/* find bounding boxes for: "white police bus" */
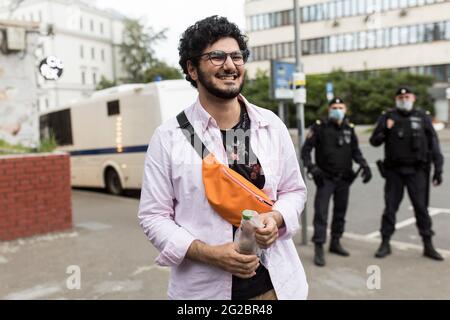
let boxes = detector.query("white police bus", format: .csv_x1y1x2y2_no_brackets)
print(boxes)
39,80,197,195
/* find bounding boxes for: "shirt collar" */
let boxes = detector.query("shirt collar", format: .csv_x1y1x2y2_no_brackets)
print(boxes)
194,94,269,133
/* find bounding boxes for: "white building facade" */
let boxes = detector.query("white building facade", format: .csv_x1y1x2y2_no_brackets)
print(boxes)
245,0,450,121
0,0,126,112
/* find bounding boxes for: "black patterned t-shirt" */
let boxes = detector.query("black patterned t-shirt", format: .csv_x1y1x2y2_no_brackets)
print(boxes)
220,101,274,300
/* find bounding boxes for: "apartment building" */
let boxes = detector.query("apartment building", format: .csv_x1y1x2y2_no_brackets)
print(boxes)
0,0,126,112
245,0,450,121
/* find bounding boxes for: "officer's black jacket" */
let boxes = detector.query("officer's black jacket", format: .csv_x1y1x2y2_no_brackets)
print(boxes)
370,108,444,173
301,118,368,175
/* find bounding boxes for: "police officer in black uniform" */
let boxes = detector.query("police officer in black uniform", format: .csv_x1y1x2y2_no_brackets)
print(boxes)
370,87,444,261
302,97,372,267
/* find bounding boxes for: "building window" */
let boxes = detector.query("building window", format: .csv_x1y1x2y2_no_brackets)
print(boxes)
409,25,418,43
336,1,343,17
317,3,324,20
302,7,309,22
330,35,337,52
391,27,400,45
343,0,352,16
93,72,97,85
400,26,409,44
445,21,450,40
80,45,84,58
434,22,445,40
417,24,425,42
81,71,86,84
390,0,399,9
357,0,366,15
344,34,353,51
100,22,104,34
101,48,105,61
367,30,376,48
80,17,83,30
91,47,95,59
90,19,94,32
424,23,434,41
432,65,446,82
376,29,384,47
358,31,367,49
249,20,450,61
366,0,374,13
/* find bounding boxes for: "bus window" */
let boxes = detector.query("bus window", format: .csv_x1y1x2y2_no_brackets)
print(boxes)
107,100,120,116
39,109,73,146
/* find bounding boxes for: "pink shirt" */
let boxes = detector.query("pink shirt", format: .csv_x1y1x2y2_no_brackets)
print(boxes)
138,95,309,300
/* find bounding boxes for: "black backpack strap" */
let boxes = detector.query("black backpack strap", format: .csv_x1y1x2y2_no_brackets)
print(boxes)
176,111,210,159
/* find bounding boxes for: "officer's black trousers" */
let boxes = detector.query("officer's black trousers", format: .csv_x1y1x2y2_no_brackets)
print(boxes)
312,177,350,244
380,168,434,239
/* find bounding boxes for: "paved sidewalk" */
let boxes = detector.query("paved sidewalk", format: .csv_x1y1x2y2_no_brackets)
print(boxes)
294,231,450,299
1,190,449,300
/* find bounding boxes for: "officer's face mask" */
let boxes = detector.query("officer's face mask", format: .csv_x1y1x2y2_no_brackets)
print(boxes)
329,109,345,122
396,100,414,112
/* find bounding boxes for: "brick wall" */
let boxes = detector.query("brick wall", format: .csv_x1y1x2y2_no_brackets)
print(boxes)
0,153,72,241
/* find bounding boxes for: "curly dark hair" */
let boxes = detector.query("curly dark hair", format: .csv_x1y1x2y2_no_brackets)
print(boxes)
178,15,248,88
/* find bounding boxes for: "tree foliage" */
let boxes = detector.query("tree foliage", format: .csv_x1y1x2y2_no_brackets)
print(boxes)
96,76,117,90
119,18,167,83
243,69,435,127
143,60,182,83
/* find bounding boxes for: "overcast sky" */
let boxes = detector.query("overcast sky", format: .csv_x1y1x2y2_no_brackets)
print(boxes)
95,0,246,68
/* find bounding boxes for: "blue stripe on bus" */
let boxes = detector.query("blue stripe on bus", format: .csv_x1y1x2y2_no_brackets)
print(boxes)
69,145,148,156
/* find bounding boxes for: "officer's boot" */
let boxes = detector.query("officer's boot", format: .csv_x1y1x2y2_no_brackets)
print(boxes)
314,244,325,267
375,237,391,258
329,237,350,256
423,237,444,261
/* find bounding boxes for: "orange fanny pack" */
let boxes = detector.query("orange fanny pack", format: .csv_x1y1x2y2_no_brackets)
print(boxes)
177,111,273,227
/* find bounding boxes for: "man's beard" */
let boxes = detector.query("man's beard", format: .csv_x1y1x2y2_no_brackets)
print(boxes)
197,68,244,100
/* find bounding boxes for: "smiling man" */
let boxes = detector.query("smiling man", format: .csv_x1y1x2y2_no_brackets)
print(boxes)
138,16,308,300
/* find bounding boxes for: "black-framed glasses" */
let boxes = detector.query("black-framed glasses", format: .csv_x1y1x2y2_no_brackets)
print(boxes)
192,49,249,66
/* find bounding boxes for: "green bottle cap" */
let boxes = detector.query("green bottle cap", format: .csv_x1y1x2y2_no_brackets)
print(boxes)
242,210,255,220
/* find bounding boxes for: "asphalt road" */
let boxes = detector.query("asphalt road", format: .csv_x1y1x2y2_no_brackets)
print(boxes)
302,141,450,251
1,140,449,300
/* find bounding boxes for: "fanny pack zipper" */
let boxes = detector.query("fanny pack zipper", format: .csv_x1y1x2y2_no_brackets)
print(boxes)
221,166,272,207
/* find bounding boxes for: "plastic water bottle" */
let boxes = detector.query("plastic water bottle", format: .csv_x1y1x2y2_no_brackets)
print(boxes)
235,210,263,255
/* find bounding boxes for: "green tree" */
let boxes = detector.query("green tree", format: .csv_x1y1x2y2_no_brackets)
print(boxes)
242,70,278,113
243,69,435,127
96,76,117,90
144,61,183,82
120,18,167,83
304,70,435,125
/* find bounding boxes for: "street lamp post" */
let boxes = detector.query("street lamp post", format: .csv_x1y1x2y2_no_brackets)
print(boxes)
293,0,308,245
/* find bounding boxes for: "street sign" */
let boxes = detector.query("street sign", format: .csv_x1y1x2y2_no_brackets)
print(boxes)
270,60,296,100
293,72,307,104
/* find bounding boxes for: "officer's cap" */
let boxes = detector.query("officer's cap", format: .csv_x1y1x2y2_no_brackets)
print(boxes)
328,97,345,106
395,86,413,96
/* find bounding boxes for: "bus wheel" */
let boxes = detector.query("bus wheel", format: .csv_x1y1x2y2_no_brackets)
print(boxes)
105,168,123,195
